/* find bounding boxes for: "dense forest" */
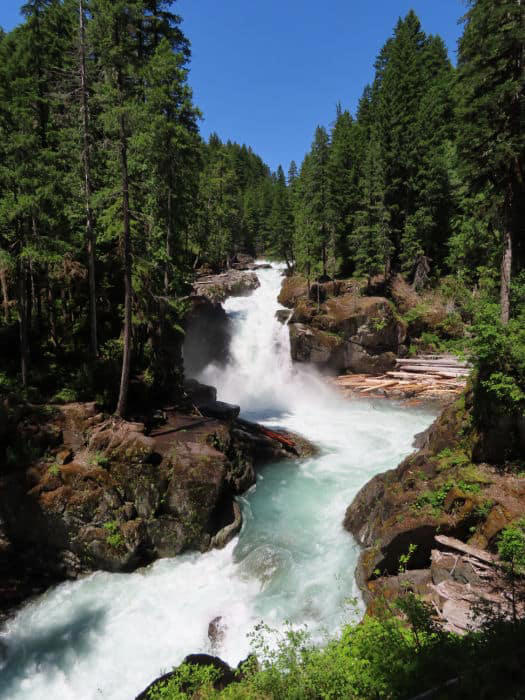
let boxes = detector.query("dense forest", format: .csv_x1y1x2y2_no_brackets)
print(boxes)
0,0,523,422
0,0,281,416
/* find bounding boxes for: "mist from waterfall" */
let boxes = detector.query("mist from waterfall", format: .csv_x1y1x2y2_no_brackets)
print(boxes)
0,264,437,700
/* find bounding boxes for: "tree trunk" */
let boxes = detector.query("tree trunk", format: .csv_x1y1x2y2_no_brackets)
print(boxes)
500,229,512,325
79,0,98,358
115,77,132,418
164,189,172,296
0,267,9,322
47,276,57,348
18,260,29,387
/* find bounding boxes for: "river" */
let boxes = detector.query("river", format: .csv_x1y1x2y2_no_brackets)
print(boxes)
0,264,437,700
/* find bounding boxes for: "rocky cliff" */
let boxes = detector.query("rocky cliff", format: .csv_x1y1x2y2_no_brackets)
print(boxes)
344,389,525,626
0,393,311,606
279,275,406,374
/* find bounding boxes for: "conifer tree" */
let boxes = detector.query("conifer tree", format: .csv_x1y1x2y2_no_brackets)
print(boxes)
457,0,525,323
351,132,392,281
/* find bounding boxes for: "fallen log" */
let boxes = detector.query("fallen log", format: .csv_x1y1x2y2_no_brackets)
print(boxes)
396,358,470,368
360,380,398,393
395,365,469,376
236,417,296,451
435,535,498,565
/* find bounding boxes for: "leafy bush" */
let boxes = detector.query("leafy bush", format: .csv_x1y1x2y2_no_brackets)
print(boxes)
414,481,454,511
143,594,525,699
148,663,220,699
51,386,78,404
471,303,525,414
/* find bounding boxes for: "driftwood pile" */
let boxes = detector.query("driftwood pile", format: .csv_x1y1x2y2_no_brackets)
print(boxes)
331,354,471,401
429,535,524,635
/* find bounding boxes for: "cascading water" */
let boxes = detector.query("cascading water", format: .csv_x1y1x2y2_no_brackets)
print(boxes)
0,264,437,700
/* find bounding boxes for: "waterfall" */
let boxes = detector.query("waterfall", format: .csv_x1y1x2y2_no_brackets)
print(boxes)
0,264,437,700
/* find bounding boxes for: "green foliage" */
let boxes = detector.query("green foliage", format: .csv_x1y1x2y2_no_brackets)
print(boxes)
48,463,60,477
498,520,525,573
147,663,220,699
103,521,123,548
435,448,470,471
145,594,525,700
471,303,525,414
89,451,109,468
414,481,453,512
51,387,78,404
398,544,417,574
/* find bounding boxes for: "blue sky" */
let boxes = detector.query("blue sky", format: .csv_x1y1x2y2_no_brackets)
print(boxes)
1,0,465,173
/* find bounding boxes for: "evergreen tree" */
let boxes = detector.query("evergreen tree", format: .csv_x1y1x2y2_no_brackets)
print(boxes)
268,165,294,267
457,0,525,323
351,131,392,280
327,108,359,275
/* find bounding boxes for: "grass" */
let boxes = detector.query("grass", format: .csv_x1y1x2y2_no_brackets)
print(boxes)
103,520,123,548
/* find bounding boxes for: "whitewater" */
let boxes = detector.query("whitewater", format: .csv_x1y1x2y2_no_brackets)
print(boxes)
0,264,437,700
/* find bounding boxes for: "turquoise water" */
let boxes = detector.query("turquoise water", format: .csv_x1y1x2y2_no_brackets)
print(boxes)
0,266,437,700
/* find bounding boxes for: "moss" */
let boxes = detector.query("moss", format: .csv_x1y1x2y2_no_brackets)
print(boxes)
460,464,493,485
434,447,470,472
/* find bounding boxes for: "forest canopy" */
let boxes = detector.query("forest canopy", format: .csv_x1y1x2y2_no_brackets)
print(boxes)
0,0,523,418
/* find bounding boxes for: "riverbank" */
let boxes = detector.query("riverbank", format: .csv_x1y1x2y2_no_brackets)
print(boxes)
0,264,438,700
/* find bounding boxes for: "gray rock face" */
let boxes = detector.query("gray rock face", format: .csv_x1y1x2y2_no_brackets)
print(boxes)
288,323,397,374
198,401,241,421
289,324,344,369
183,296,230,376
0,400,311,583
283,280,406,374
193,270,260,303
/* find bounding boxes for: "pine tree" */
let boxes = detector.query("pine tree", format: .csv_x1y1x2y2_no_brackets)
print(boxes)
90,0,144,417
327,108,360,275
351,131,392,281
457,0,525,323
268,165,294,267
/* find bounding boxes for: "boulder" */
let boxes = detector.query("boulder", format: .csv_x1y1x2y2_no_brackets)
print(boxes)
283,281,406,374
278,275,309,308
208,616,226,648
314,295,406,350
183,378,217,405
135,654,240,699
275,309,291,324
344,392,525,611
289,323,344,370
183,296,230,376
193,270,259,303
232,252,255,268
198,401,241,421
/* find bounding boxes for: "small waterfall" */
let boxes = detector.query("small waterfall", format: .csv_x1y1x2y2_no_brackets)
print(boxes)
199,263,335,423
0,263,437,700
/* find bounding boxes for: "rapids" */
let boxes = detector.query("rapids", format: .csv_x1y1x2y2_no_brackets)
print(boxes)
0,264,437,700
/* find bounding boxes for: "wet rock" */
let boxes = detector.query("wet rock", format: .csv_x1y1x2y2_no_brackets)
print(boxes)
344,391,525,615
210,500,242,549
289,323,344,370
0,396,313,593
198,400,241,421
275,309,291,324
183,295,230,376
183,378,217,405
208,616,226,648
193,270,260,304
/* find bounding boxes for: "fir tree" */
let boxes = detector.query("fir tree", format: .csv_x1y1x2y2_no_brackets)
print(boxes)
457,0,525,323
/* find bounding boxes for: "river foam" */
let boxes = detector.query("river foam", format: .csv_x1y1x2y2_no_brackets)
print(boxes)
0,264,437,700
